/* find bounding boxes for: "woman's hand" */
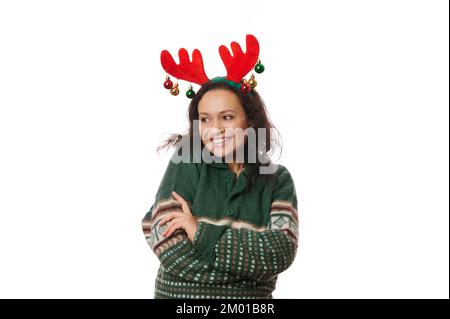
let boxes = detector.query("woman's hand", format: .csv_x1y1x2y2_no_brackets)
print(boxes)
159,191,198,242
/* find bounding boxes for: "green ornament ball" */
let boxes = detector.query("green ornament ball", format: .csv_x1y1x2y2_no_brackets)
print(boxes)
254,62,265,74
186,89,195,99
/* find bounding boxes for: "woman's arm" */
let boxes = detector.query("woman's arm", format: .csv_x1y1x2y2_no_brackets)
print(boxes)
192,165,299,282
142,147,247,284
142,194,246,284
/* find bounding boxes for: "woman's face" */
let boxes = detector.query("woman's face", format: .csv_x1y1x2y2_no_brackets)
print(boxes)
198,89,249,158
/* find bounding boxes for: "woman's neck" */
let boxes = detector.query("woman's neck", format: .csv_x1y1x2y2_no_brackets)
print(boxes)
228,162,245,176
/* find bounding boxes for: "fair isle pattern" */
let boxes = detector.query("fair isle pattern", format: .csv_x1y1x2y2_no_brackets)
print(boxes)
196,200,299,245
142,197,184,255
196,216,266,231
155,266,276,299
190,200,298,283
142,196,249,286
268,200,299,246
156,236,245,284
145,198,299,256
143,197,299,298
209,226,297,282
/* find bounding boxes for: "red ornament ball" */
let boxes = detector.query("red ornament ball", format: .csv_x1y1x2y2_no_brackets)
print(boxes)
164,79,173,89
240,82,251,93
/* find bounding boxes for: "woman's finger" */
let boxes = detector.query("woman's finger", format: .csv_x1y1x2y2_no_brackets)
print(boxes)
159,212,177,226
162,217,179,236
163,221,183,238
172,191,193,216
162,216,184,235
171,191,186,204
159,211,183,226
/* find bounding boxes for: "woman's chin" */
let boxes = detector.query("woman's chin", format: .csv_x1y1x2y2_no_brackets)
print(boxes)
208,146,233,159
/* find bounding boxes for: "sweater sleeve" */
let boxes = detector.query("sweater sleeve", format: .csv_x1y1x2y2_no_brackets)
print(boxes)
142,149,244,284
192,164,299,282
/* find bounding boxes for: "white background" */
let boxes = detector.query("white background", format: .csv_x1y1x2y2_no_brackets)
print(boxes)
0,0,448,298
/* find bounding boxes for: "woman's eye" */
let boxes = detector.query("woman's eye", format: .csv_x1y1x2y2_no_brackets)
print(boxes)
200,118,208,122
224,115,233,120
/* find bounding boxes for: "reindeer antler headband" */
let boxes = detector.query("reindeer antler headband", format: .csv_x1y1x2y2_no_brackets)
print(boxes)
160,34,265,99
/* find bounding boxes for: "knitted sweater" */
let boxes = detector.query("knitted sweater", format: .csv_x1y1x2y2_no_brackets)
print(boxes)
142,148,299,299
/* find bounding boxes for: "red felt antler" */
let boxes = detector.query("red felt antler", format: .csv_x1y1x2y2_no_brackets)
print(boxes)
160,48,210,85
219,34,260,83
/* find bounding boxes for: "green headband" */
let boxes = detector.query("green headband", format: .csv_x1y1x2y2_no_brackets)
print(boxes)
209,76,243,90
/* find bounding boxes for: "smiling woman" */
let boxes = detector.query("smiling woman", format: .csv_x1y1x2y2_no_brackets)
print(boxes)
142,78,299,299
198,89,249,165
142,35,299,299
158,79,282,194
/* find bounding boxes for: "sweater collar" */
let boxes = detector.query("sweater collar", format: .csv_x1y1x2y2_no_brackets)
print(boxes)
205,154,248,176
204,155,269,194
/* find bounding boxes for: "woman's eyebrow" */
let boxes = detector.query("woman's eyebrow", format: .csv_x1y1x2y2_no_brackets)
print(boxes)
199,109,235,115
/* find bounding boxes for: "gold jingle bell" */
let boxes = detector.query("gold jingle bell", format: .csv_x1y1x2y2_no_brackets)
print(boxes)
170,83,179,96
248,74,257,88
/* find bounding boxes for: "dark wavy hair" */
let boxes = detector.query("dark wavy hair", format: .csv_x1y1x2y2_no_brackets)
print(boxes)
157,80,282,194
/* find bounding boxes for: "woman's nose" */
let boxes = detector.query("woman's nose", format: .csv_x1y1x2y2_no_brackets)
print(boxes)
210,127,224,135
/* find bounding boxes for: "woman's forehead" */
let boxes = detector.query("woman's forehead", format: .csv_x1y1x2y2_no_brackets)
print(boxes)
198,89,243,113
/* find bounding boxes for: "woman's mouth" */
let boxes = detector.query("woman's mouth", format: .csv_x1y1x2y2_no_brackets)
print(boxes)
210,136,233,148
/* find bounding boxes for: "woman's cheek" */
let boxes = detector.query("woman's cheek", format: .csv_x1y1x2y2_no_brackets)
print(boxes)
235,131,246,147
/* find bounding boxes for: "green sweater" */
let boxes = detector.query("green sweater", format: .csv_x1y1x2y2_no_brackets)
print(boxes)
142,148,299,299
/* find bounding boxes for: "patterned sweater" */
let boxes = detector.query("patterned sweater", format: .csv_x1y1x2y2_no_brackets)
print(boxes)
142,148,299,299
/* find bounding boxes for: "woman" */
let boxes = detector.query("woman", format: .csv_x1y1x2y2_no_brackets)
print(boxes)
142,77,299,299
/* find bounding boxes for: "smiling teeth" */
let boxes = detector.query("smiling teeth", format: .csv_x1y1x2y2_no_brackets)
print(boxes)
211,136,231,146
